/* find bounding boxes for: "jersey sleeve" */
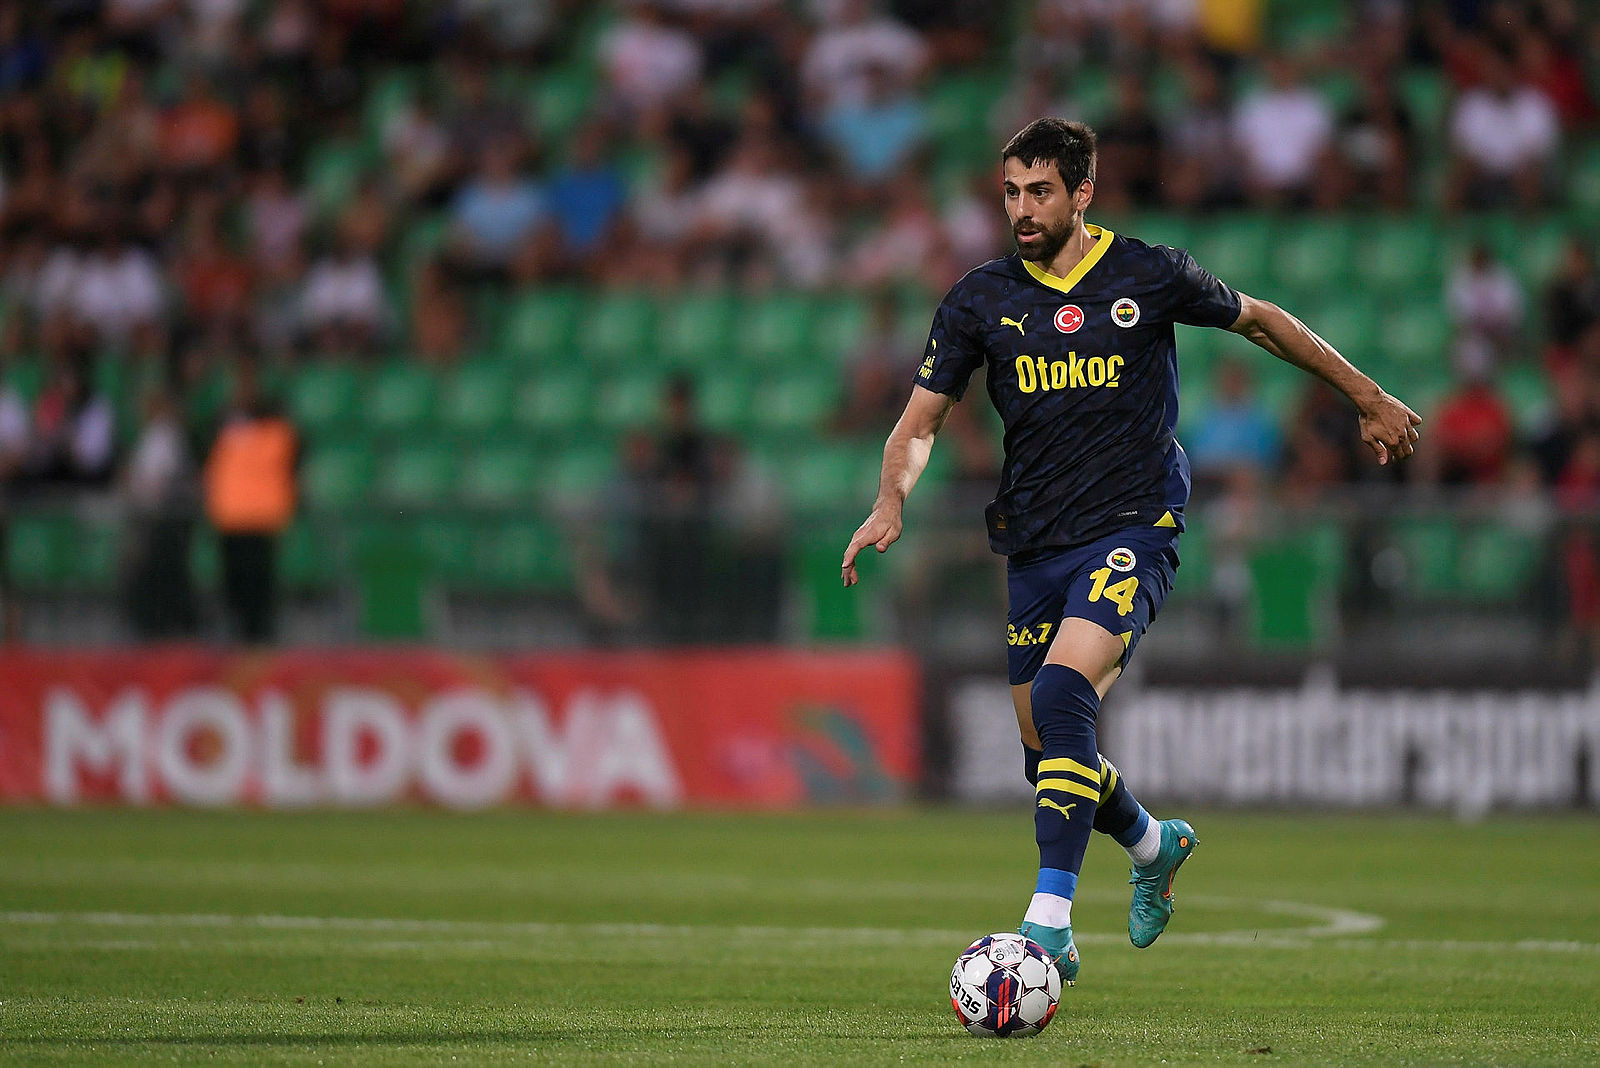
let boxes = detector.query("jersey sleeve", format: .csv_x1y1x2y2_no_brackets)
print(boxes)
1162,246,1243,328
915,290,985,399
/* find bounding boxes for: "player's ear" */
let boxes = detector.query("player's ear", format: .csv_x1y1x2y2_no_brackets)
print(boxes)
1074,179,1094,211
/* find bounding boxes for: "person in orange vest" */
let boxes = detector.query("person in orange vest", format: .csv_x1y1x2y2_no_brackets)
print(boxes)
203,366,298,643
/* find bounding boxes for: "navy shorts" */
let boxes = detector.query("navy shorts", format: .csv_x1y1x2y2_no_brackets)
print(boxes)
1006,526,1180,685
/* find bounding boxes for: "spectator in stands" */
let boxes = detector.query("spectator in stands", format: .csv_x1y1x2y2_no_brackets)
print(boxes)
237,82,302,178
203,366,298,643
1094,72,1162,210
1544,240,1600,369
1334,77,1415,209
801,0,926,118
629,144,704,286
1424,370,1515,486
446,141,553,283
410,259,468,365
381,89,455,209
599,0,704,122
121,387,199,640
74,226,166,349
1529,363,1600,485
1281,382,1363,500
0,354,26,641
834,291,911,435
1161,59,1238,210
443,56,529,164
695,133,829,287
817,61,927,183
244,167,308,276
1446,242,1524,372
840,183,946,290
173,219,254,339
1233,56,1335,208
26,356,115,489
546,124,630,272
301,217,390,354
158,71,239,179
1187,358,1281,493
1446,47,1560,210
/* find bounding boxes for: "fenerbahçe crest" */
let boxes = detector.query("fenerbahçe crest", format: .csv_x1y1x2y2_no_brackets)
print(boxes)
1111,297,1140,327
1107,547,1136,572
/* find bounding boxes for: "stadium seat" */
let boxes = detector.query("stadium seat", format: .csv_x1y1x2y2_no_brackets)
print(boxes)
281,518,336,590
748,370,839,432
376,442,457,507
475,515,573,591
530,65,596,141
365,362,438,436
512,371,591,436
1302,294,1380,363
785,445,878,514
1567,141,1600,219
437,361,516,435
545,447,615,507
1389,515,1459,596
590,369,663,431
812,296,870,365
501,288,582,365
5,511,72,590
1190,217,1275,295
579,291,658,364
1381,302,1452,367
697,371,753,433
1455,525,1542,601
1364,218,1443,294
660,290,737,367
303,137,372,219
737,294,815,366
1276,218,1355,293
458,444,540,508
413,515,477,584
288,363,363,440
1500,363,1550,428
301,440,376,512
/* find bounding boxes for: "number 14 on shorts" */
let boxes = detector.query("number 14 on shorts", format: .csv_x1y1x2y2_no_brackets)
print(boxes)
1088,568,1139,616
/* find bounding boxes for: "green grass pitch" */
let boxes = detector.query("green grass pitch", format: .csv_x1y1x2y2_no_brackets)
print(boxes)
1,807,1597,1064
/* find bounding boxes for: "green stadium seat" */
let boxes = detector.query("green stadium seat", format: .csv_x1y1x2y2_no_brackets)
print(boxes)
579,291,658,364
1567,141,1600,218
591,370,663,432
749,371,839,432
1389,515,1459,596
512,372,591,436
1276,218,1355,292
530,66,596,140
301,440,376,512
303,138,372,219
5,512,72,589
288,363,363,440
545,447,615,507
1365,218,1443,294
3,355,45,405
1398,68,1450,141
1190,217,1275,295
785,445,877,514
927,74,996,147
660,290,737,367
365,363,438,436
437,362,517,435
698,371,753,433
501,289,581,365
812,296,870,365
413,515,476,584
1381,303,1452,367
737,294,815,366
475,516,573,592
458,444,540,507
1122,214,1193,252
376,442,457,507
1302,294,1380,362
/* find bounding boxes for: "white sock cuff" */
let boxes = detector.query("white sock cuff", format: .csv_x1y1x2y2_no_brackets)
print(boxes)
1023,892,1073,929
1127,817,1163,867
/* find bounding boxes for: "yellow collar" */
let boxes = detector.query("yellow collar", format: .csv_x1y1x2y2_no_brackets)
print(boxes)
1021,224,1115,295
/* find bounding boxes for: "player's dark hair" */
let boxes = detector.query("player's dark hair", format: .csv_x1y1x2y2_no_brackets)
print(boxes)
1002,118,1097,191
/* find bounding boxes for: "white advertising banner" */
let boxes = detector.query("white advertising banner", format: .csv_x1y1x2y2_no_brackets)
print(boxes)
950,673,1600,810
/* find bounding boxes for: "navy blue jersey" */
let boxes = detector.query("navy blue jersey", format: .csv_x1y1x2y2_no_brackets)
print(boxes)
915,225,1241,556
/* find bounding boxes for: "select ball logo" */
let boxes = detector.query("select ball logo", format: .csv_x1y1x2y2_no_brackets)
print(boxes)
1111,297,1140,327
1107,547,1136,572
1054,305,1084,333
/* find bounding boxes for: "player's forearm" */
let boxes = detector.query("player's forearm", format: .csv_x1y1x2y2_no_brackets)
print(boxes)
1236,300,1384,410
875,426,935,507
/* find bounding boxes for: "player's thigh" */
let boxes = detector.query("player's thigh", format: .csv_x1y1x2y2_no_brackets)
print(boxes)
1050,530,1179,695
1011,684,1039,748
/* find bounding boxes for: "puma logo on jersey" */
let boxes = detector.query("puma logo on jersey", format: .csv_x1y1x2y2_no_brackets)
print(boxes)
1000,314,1030,334
1037,798,1077,817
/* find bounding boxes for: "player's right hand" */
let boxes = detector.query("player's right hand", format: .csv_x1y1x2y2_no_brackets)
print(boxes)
842,504,903,587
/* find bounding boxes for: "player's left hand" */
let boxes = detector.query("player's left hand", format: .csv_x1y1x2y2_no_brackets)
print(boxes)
1358,391,1422,465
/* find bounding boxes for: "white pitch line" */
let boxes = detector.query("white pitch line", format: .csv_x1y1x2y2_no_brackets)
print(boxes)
3,905,1592,955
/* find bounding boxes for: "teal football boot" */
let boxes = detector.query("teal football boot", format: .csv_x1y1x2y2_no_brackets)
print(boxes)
1128,818,1198,949
1017,921,1079,986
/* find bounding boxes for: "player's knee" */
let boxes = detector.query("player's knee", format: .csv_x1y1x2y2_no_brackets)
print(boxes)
1029,664,1099,748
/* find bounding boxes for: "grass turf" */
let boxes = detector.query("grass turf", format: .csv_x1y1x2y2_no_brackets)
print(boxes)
0,808,1597,1064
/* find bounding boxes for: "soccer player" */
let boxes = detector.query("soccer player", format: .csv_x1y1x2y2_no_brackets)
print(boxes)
841,118,1421,984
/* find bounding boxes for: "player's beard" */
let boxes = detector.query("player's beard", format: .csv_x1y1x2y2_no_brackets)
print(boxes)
1013,215,1073,263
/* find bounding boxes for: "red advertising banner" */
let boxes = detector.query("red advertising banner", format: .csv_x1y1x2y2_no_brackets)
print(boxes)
0,649,919,809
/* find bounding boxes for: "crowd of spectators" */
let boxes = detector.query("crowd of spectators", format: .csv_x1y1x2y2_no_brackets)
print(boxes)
2,1,1600,641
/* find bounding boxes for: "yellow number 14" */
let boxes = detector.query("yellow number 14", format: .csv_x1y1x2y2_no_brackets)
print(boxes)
1087,568,1139,616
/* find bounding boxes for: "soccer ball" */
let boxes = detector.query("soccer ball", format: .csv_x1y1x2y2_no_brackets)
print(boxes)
948,932,1062,1037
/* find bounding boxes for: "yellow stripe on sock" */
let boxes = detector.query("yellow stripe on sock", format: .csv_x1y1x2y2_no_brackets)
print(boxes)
1035,778,1101,801
1099,760,1118,801
1038,757,1101,784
